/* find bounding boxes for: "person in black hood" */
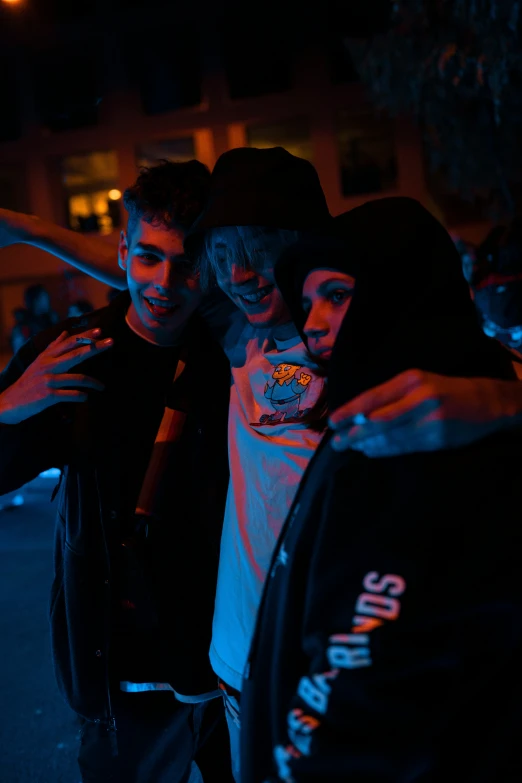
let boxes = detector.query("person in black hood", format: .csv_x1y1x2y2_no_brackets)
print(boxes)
241,197,522,783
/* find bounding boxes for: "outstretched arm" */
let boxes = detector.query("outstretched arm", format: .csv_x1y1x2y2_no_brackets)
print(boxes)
0,208,127,289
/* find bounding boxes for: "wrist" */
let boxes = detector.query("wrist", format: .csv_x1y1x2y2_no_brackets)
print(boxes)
17,213,45,245
0,400,21,425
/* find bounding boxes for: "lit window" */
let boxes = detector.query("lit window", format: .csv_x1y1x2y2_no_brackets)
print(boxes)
136,138,196,169
246,119,312,162
336,110,397,197
61,152,120,235
126,24,201,114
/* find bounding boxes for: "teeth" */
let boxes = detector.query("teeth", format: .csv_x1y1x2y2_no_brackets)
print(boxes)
146,298,175,308
241,287,271,304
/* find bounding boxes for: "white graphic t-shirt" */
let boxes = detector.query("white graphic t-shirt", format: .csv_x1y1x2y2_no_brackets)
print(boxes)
210,309,327,690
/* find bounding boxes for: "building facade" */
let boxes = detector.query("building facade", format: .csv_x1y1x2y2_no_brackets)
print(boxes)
0,2,490,360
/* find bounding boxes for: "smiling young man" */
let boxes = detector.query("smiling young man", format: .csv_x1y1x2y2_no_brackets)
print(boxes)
0,161,231,783
181,147,334,780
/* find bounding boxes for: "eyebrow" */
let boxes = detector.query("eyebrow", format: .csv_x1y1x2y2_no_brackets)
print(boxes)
317,278,355,294
135,242,187,261
135,242,165,256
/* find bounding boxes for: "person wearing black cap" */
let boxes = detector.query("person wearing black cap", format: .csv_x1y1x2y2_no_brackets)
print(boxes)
183,146,335,779
241,197,522,782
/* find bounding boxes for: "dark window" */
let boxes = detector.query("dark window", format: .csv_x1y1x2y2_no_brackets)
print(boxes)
126,24,201,114
221,10,293,99
32,45,102,132
136,138,196,169
30,0,94,23
336,109,397,197
325,0,395,38
246,118,312,162
325,34,360,84
61,152,120,234
0,54,22,142
424,164,491,226
322,1,393,83
112,0,171,8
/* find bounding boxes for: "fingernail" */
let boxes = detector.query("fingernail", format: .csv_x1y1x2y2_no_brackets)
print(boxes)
99,338,113,347
331,435,343,451
92,328,101,336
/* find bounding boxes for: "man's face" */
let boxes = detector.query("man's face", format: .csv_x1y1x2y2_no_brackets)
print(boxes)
210,227,292,329
119,219,202,346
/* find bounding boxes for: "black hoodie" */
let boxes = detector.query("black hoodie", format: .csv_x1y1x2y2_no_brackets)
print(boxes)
241,198,522,782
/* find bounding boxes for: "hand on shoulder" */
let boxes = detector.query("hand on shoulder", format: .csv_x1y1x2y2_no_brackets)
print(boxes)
328,369,522,457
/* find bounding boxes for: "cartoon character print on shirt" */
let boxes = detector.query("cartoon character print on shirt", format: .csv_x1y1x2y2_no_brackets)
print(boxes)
260,363,313,425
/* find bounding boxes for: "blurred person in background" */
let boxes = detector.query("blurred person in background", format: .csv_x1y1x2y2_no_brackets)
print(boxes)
469,219,522,352
453,235,477,285
67,298,95,319
4,306,32,508
107,287,122,304
9,306,31,354
24,283,59,337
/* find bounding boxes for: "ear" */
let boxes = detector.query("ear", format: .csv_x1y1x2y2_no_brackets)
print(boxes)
118,230,129,272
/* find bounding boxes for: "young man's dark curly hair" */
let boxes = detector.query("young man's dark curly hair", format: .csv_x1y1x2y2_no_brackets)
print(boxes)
123,159,210,238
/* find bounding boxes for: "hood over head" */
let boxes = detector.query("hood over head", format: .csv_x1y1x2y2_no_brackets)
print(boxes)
276,197,514,411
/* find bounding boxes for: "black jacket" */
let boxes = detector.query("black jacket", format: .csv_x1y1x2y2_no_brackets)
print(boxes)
241,198,522,782
0,293,230,724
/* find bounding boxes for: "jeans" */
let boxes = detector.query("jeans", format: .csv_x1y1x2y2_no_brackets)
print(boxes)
222,689,241,783
78,690,233,783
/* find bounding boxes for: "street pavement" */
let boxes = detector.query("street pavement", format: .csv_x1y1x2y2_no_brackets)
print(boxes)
0,474,80,783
